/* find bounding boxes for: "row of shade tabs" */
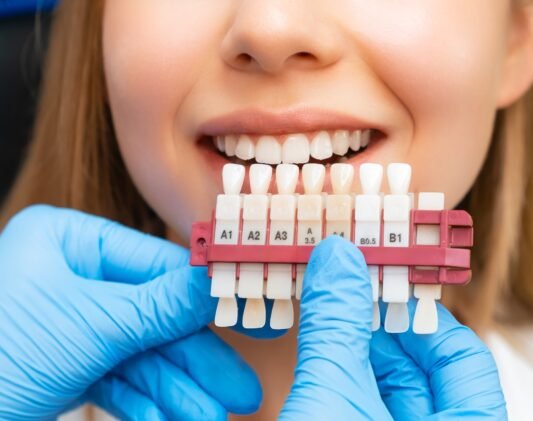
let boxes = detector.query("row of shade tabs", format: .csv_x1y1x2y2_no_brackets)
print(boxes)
211,161,445,334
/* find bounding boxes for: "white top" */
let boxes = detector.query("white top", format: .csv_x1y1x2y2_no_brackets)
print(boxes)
486,328,533,420
59,329,533,420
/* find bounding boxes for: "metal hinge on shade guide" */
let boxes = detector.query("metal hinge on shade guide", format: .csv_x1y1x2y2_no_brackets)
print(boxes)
190,162,473,334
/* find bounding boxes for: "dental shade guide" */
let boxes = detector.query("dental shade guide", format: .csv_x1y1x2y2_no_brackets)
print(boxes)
355,163,383,331
267,164,298,329
191,163,474,333
297,163,326,305
413,192,445,334
383,163,412,333
211,164,244,327
239,164,271,328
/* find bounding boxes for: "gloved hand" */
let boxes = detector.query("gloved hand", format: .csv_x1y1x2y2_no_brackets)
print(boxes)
0,205,261,420
281,236,507,420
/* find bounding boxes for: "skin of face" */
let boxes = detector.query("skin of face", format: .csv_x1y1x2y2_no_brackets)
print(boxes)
103,1,525,245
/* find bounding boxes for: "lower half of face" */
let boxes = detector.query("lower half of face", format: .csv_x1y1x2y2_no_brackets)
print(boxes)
103,0,512,243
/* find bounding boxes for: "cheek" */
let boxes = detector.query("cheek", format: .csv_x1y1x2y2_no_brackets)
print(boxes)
102,1,224,239
347,1,509,205
103,2,221,131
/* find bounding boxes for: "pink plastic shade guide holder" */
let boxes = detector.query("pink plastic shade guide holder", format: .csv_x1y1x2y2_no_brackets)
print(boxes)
190,209,473,285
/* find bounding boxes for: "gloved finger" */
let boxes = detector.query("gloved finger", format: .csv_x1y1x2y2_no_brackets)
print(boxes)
157,328,262,414
298,236,373,363
86,374,166,421
38,205,189,283
390,301,506,416
370,328,434,418
113,350,226,421
80,264,216,356
282,236,390,419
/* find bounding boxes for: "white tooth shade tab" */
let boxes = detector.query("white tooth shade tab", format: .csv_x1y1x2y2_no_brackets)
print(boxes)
360,163,384,195
355,164,383,331
222,164,245,195
270,299,294,330
330,163,354,194
243,299,267,329
384,303,410,333
249,164,272,194
255,136,282,165
239,163,270,329
212,164,244,327
275,164,299,194
235,135,255,160
332,130,350,156
268,163,298,328
418,192,445,212
413,192,445,334
283,134,310,164
326,164,353,238
382,162,412,334
214,297,238,327
297,164,325,305
211,262,238,297
225,135,237,157
302,164,325,194
310,131,333,160
387,163,412,195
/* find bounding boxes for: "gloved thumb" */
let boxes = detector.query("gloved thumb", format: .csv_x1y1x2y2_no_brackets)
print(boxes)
282,236,388,419
299,235,373,369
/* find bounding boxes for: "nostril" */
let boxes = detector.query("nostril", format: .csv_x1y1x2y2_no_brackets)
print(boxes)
295,52,314,59
235,53,253,67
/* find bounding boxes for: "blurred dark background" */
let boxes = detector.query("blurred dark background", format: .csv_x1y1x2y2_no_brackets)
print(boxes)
0,1,56,201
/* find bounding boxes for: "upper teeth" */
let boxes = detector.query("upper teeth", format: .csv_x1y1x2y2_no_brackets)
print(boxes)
213,130,371,164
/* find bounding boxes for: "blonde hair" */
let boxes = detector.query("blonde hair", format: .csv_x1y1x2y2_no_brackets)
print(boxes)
1,1,532,332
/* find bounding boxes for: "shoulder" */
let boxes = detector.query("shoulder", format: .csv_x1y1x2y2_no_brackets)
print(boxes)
486,327,533,421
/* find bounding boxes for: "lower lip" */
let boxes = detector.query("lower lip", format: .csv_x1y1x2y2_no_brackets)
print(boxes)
197,135,385,194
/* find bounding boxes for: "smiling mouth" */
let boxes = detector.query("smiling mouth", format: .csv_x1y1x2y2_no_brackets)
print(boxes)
200,129,384,166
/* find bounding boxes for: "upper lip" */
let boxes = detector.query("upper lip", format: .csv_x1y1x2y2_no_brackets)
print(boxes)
197,107,384,138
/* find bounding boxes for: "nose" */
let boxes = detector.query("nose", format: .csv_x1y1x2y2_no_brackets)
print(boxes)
221,0,344,74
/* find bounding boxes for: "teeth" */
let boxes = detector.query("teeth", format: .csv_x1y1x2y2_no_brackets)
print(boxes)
255,136,282,165
350,130,362,151
276,164,299,194
225,135,237,157
332,130,350,156
330,163,354,194
360,163,384,195
249,164,272,194
361,130,371,148
217,129,375,164
310,131,333,160
283,134,310,164
235,135,255,160
387,163,412,194
302,163,325,194
222,163,245,195
215,136,225,153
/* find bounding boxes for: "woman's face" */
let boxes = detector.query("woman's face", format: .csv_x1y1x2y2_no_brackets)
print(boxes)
103,1,519,242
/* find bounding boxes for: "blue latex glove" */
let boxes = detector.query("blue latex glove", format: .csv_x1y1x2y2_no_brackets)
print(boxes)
281,236,507,420
0,206,261,420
